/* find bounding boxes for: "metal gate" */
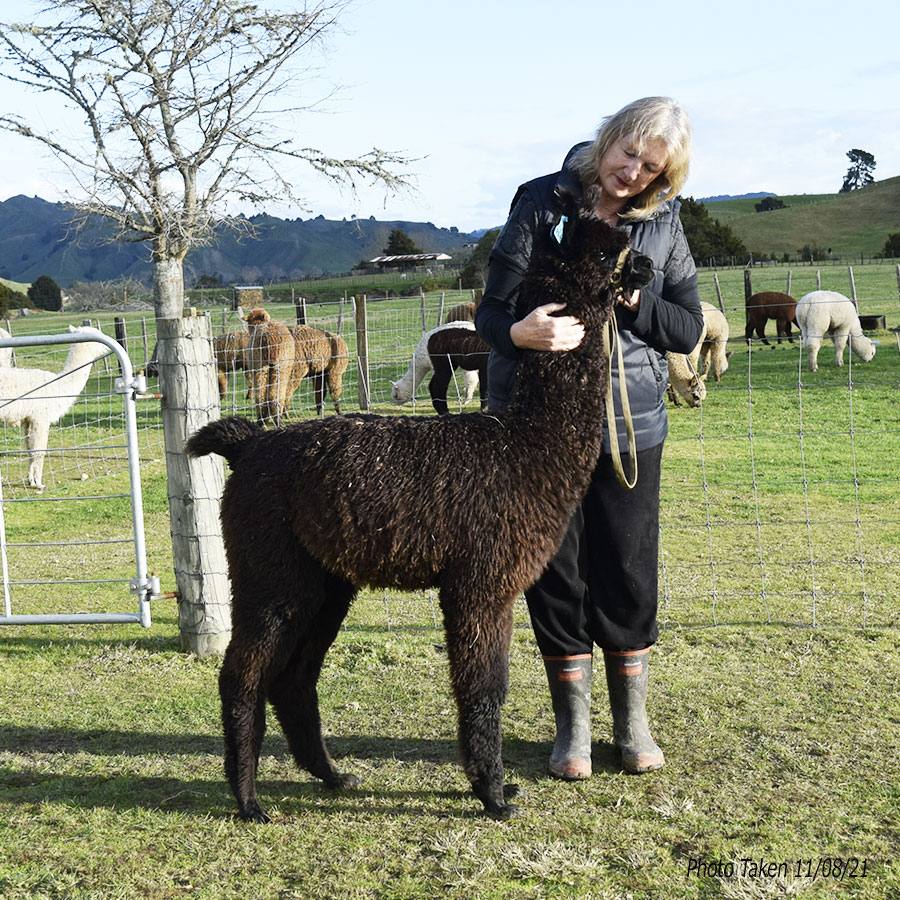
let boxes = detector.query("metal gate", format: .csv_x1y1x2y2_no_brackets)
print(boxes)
0,328,156,627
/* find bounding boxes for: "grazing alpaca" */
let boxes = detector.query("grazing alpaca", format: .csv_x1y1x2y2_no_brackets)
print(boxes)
391,321,480,408
288,325,349,415
698,301,730,382
795,290,877,372
444,301,476,323
0,326,108,489
213,330,249,397
245,309,295,426
745,291,797,345
185,193,653,822
427,325,490,414
666,324,706,408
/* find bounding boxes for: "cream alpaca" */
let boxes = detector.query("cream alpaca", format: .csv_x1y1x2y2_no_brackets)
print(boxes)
0,326,108,489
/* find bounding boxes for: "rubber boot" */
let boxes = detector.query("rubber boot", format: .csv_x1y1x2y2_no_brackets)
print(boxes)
543,655,592,780
603,648,664,773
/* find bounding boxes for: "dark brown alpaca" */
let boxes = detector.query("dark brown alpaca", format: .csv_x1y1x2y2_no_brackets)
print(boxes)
427,326,490,414
185,194,653,822
745,291,797,344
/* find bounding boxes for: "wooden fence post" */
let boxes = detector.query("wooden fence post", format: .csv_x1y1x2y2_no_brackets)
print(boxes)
437,291,445,325
848,266,858,310
355,295,370,410
295,296,307,325
156,312,231,657
816,269,821,290
786,270,792,296
420,289,427,332
713,273,724,313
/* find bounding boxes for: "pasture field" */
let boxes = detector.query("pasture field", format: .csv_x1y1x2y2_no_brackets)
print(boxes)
0,269,899,898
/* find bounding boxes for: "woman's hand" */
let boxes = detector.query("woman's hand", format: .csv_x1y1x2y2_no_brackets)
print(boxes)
618,288,641,311
510,302,585,351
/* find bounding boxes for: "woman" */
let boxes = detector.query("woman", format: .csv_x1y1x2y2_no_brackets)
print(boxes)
474,97,703,780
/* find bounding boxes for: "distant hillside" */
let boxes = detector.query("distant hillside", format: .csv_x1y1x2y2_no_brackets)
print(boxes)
0,196,477,287
696,177,900,260
699,192,775,203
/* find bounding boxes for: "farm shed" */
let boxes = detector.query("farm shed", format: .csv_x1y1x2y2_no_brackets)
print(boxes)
368,252,452,268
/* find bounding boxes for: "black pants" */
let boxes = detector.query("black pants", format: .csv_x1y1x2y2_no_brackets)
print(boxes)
525,442,663,656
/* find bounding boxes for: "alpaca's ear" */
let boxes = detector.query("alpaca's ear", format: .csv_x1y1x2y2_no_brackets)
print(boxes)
68,325,77,333
390,380,398,388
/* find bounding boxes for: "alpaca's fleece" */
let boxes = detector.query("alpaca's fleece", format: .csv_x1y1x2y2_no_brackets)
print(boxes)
666,321,707,407
444,301,476,323
213,330,249,397
185,192,653,823
796,290,876,372
0,326,108,489
287,324,348,415
745,291,797,344
245,308,296,425
0,327,12,368
699,302,730,382
391,321,479,404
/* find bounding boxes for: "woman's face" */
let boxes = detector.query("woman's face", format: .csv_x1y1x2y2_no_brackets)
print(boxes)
597,136,669,206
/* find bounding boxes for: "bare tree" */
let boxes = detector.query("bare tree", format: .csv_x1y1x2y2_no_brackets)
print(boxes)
0,0,411,318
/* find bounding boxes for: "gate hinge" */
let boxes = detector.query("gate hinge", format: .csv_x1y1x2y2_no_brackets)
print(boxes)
130,573,161,597
115,372,147,395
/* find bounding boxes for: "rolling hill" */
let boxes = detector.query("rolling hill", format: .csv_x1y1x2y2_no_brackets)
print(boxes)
0,196,477,288
698,176,900,260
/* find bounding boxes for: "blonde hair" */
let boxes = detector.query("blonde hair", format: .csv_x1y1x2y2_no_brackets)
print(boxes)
571,97,692,220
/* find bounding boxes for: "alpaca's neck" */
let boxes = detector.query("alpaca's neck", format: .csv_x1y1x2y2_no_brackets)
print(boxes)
57,342,101,392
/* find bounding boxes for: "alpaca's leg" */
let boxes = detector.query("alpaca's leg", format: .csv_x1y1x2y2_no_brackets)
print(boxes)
440,589,518,820
326,368,343,414
477,362,489,411
313,370,326,416
219,631,280,823
833,332,848,366
269,573,358,789
428,358,453,415
24,418,50,489
805,336,821,372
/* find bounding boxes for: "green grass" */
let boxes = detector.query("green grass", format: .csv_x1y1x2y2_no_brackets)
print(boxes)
1,617,898,898
0,288,899,897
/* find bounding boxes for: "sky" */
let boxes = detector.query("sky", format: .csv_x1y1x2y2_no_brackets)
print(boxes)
1,0,899,234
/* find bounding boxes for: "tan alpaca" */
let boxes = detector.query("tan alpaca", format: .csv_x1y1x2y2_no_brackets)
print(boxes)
287,325,349,416
245,309,295,426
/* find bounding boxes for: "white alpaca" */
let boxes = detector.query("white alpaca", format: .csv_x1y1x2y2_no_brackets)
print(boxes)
0,325,109,489
391,321,479,404
796,290,877,372
0,327,13,367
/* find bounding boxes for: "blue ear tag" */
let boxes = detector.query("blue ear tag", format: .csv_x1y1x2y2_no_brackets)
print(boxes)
552,215,567,244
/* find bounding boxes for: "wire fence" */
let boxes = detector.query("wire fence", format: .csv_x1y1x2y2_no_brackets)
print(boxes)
0,264,897,631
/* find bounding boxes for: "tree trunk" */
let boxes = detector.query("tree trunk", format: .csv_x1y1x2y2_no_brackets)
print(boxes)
156,312,231,656
153,256,186,319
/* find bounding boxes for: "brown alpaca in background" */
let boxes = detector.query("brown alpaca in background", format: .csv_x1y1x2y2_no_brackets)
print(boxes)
245,309,295,426
213,330,249,397
444,301,476,323
745,291,797,344
185,193,653,823
288,325,349,415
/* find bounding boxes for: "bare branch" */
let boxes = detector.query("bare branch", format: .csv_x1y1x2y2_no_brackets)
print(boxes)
0,0,414,302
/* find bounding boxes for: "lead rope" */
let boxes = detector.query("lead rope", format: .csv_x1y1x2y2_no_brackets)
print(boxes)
603,307,638,489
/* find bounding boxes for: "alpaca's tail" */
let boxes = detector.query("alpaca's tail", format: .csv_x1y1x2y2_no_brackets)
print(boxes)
184,416,263,466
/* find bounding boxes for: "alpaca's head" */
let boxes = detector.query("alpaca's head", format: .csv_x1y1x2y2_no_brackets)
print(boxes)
67,325,110,363
391,379,412,403
245,308,270,327
850,333,877,363
544,188,654,319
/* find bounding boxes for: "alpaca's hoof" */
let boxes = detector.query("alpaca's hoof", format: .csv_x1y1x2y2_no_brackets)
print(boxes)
326,771,361,790
237,802,271,824
486,801,520,821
